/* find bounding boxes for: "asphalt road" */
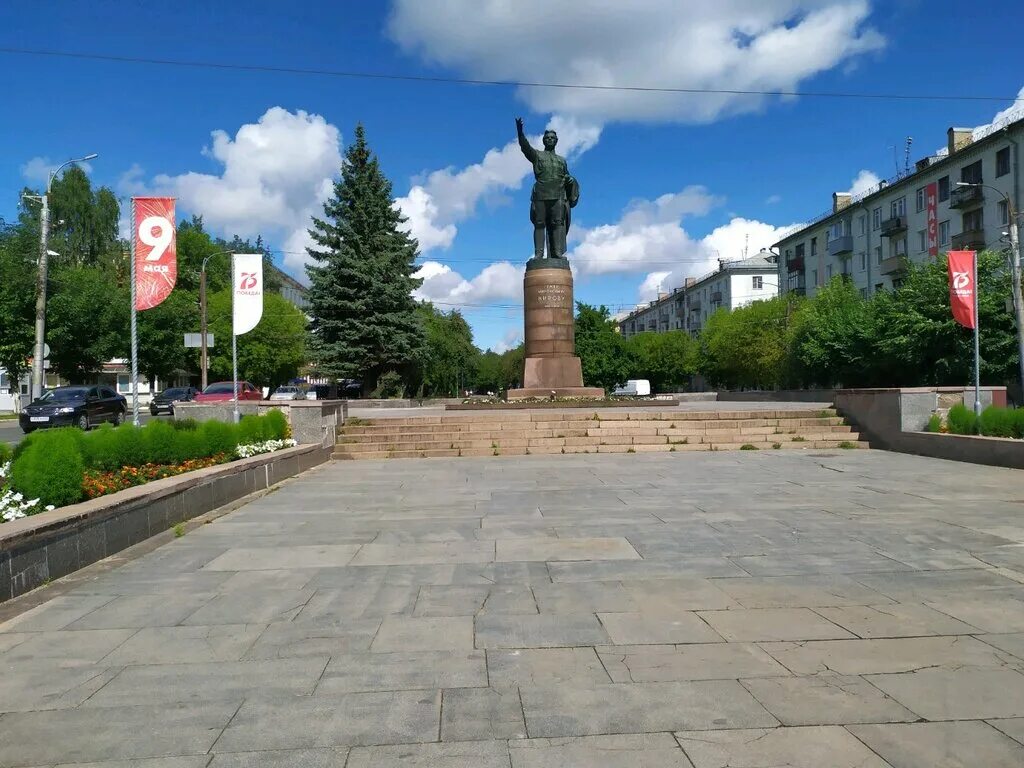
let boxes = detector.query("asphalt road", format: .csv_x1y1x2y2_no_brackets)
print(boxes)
1,412,167,448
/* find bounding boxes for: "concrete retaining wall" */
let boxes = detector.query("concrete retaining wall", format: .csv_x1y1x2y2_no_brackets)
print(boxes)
892,431,1024,469
0,444,331,602
175,400,347,446
717,389,838,403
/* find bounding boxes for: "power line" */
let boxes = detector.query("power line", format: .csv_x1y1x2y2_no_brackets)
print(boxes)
2,46,1021,103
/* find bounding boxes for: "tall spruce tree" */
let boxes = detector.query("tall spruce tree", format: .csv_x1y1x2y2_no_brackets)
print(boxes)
305,124,425,394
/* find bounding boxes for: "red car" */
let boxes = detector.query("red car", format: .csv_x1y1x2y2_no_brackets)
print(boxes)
194,381,264,402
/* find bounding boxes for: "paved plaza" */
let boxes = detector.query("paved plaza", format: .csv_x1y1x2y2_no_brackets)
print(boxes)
3,448,1024,766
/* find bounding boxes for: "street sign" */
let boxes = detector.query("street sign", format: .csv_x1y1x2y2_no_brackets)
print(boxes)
184,333,214,348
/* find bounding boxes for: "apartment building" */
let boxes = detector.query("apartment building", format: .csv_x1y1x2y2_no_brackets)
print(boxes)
619,252,779,338
776,110,1023,298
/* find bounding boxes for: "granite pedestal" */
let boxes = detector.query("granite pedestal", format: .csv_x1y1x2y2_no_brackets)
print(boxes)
508,257,604,400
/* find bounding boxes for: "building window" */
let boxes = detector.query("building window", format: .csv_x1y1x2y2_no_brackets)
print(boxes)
117,374,131,394
872,207,882,230
939,220,950,246
996,147,1011,178
961,160,983,185
826,265,832,280
752,276,763,290
963,208,984,232
938,176,950,202
998,200,1010,226
892,237,907,257
917,229,927,253
916,187,926,212
810,237,818,257
890,197,906,218
875,245,883,264
858,215,866,235
811,269,818,286
859,252,866,271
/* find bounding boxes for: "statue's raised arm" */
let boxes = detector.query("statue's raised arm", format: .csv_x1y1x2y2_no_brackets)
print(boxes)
515,117,538,162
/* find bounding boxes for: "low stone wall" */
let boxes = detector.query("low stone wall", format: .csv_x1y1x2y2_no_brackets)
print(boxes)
716,389,837,403
174,400,347,445
894,431,1024,470
0,444,331,602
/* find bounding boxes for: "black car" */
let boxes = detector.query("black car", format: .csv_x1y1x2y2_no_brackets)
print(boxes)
20,386,127,433
150,386,199,415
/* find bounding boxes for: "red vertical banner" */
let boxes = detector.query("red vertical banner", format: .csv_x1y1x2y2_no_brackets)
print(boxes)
132,197,177,310
948,250,977,329
926,181,938,257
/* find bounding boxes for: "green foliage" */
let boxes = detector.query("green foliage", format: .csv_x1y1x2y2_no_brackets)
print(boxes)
264,409,289,440
789,279,874,387
838,441,858,449
698,296,795,390
0,214,38,385
978,405,1016,438
371,370,405,398
575,303,630,392
740,444,759,450
172,419,199,432
947,403,978,435
417,304,478,397
926,414,942,433
206,290,307,390
173,523,186,538
306,124,426,394
0,442,11,465
475,345,525,394
625,331,696,393
237,415,269,444
199,419,237,455
10,430,85,508
84,424,147,471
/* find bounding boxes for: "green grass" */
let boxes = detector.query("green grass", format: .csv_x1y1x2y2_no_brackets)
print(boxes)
838,441,857,449
772,442,781,449
173,523,186,537
626,447,636,453
791,436,807,442
0,413,18,420
926,414,942,433
740,444,759,450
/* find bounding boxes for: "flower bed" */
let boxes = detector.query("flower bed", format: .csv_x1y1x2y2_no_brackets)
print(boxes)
3,410,294,518
927,403,1024,438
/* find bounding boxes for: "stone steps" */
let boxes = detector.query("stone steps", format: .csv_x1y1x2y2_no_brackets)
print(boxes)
333,407,868,460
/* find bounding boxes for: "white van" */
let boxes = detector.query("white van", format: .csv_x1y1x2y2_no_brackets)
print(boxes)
613,379,651,397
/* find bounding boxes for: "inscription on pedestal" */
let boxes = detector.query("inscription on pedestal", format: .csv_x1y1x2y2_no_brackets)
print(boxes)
533,285,570,309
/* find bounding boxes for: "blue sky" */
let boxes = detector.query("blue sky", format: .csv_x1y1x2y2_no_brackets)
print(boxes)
2,1,1022,350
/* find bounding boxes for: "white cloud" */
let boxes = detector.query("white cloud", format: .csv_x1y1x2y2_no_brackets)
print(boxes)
396,115,601,254
123,107,342,276
413,260,524,307
569,186,721,276
848,169,880,197
765,194,782,205
491,327,523,354
21,156,93,185
389,0,884,124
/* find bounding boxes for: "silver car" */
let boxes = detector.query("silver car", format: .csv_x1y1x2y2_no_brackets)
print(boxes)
269,386,305,401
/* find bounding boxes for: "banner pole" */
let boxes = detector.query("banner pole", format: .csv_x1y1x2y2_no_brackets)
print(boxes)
973,251,981,416
129,199,140,427
231,254,240,424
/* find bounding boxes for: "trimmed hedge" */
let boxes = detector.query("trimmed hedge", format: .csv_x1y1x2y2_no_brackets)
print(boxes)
946,403,1024,439
0,442,11,465
947,403,978,435
8,411,290,508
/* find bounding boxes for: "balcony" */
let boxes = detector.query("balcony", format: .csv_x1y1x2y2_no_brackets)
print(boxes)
787,274,806,295
827,234,854,257
880,216,907,237
710,290,722,303
688,298,701,312
787,255,805,273
951,229,986,251
950,185,984,210
879,256,908,276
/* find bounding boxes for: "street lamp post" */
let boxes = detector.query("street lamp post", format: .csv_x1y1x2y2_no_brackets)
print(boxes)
199,251,232,390
28,154,99,400
956,182,1024,400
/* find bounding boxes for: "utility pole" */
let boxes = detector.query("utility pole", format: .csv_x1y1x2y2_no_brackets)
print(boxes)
27,154,99,400
199,266,209,390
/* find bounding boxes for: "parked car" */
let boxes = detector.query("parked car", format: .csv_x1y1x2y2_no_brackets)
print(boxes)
150,386,200,415
19,385,127,433
194,381,263,403
269,385,306,401
613,379,652,397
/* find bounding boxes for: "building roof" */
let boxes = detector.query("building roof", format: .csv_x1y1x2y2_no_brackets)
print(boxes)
774,108,1024,247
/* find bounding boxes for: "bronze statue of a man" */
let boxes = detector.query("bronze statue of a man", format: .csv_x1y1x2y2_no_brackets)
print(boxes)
516,117,580,260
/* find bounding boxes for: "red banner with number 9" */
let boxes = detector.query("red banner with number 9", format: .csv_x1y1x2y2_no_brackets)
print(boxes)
133,197,177,310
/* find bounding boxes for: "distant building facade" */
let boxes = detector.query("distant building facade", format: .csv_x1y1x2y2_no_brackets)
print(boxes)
775,110,1024,298
619,252,779,339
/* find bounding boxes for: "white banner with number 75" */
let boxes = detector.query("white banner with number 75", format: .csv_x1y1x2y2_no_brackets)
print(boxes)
132,197,177,311
232,253,264,335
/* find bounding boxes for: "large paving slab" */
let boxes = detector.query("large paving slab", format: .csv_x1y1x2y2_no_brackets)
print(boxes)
5,447,1024,765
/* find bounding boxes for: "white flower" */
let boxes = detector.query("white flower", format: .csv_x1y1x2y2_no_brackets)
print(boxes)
233,438,298,459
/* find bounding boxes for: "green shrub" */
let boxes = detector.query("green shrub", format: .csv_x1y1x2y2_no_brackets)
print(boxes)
170,418,199,432
83,423,147,471
0,442,11,465
979,405,1016,438
1012,408,1024,439
199,419,237,456
172,428,208,462
947,403,978,435
141,420,179,465
371,370,404,399
926,414,942,433
237,415,267,444
10,429,84,507
264,409,289,440
740,444,759,450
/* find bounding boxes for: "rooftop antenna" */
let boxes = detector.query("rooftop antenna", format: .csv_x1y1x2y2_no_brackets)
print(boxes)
904,136,913,176
743,233,749,259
